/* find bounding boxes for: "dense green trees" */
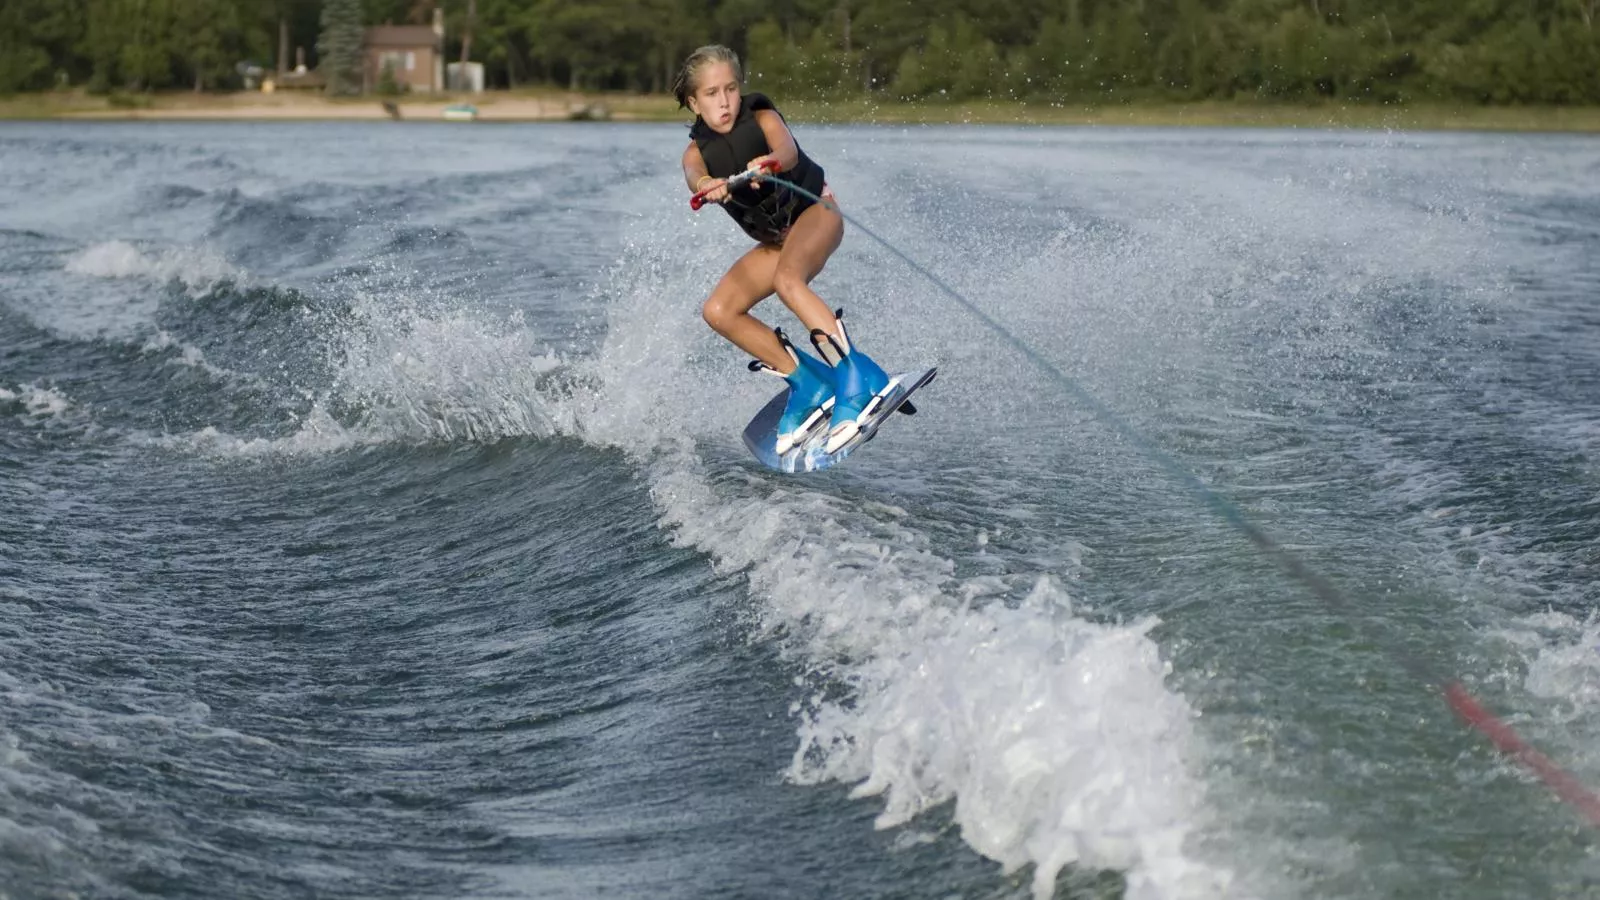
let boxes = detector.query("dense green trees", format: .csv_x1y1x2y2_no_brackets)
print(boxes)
2,0,1596,104
2,0,288,93
319,0,365,94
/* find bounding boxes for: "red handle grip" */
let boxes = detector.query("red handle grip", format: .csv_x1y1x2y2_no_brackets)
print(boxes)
689,159,780,210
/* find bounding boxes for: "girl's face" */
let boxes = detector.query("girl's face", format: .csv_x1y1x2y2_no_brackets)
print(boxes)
687,61,741,134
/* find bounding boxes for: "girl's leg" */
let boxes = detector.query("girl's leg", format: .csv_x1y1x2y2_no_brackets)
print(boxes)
770,198,845,335
701,243,791,370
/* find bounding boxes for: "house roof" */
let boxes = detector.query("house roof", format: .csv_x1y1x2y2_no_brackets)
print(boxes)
366,25,438,49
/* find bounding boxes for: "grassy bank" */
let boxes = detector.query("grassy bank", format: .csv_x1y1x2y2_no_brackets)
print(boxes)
780,97,1600,132
4,89,1600,132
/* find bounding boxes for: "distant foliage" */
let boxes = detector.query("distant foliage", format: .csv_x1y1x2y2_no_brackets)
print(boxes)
71,0,259,94
318,0,365,96
5,0,1598,103
376,59,402,96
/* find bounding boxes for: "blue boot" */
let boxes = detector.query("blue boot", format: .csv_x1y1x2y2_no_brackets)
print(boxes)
752,328,836,455
809,310,895,453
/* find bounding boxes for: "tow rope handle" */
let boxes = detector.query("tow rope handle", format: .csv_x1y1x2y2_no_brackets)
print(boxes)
689,159,781,210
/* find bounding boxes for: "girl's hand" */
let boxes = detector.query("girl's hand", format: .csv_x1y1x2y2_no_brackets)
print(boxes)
745,156,778,186
695,174,729,204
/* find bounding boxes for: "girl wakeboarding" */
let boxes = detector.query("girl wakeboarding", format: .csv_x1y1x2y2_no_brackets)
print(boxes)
675,44,894,455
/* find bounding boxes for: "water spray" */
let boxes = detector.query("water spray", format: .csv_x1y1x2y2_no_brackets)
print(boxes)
690,168,1600,828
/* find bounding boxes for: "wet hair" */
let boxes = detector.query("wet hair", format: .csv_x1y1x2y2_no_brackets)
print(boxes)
672,45,742,110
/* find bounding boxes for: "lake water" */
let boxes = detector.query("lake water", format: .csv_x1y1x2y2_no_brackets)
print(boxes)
1,119,1597,899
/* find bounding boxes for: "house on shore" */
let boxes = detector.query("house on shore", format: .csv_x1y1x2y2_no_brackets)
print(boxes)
365,20,443,93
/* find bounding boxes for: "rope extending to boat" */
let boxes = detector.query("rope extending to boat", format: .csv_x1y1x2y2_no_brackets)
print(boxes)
691,168,1600,828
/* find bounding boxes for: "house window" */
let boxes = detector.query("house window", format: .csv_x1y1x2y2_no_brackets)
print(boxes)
405,51,416,72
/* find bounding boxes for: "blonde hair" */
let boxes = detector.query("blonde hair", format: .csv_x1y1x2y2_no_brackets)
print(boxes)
672,45,742,110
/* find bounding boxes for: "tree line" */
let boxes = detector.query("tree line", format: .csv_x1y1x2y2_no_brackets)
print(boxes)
1,0,1596,104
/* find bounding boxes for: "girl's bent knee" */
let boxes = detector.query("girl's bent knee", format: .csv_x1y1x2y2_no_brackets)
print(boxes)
702,297,731,332
772,269,807,303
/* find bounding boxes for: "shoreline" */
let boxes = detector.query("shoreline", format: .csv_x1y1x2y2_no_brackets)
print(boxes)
5,90,1600,133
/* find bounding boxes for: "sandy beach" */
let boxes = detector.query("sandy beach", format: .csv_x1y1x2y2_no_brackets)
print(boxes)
5,89,1600,132
42,90,658,122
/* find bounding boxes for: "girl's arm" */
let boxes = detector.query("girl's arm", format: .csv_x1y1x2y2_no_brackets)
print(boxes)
682,142,711,191
683,141,729,203
749,110,799,172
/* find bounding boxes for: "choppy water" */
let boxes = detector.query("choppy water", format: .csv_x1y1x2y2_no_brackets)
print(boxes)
1,120,1597,900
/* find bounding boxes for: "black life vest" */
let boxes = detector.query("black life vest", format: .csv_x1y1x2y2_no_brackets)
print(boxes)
691,93,826,245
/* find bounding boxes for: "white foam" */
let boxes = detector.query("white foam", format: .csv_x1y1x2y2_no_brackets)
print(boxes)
649,457,1229,897
30,241,243,339
144,288,569,459
140,330,233,378
64,240,148,278
0,383,74,420
139,405,379,458
1521,612,1600,715
65,240,238,291
1490,613,1600,783
570,233,1233,897
329,294,567,444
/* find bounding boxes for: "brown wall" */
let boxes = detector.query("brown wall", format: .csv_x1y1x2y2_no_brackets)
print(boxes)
366,45,437,92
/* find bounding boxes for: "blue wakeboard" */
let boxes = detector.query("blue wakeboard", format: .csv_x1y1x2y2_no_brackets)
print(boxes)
742,368,937,473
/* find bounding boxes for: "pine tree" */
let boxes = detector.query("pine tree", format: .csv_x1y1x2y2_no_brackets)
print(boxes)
318,0,364,95
0,0,51,93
